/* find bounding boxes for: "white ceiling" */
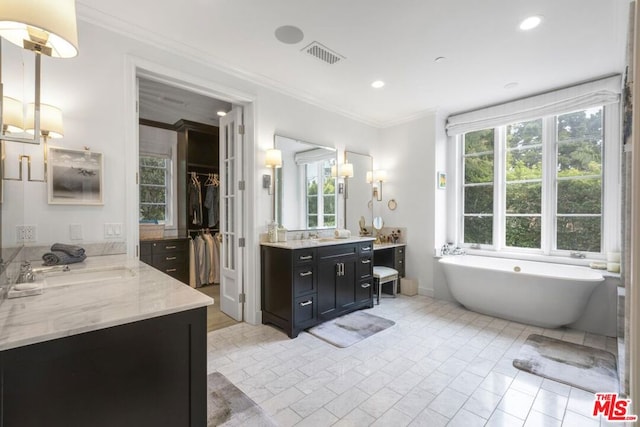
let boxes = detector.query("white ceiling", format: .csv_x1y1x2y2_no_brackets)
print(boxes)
138,78,232,127
78,0,630,127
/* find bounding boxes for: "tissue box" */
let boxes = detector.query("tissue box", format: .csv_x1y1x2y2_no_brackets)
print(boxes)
400,278,418,296
139,224,164,240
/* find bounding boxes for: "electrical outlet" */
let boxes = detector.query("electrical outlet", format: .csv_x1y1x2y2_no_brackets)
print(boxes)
16,225,37,242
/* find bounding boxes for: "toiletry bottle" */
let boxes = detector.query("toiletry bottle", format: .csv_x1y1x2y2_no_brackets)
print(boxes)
268,221,278,243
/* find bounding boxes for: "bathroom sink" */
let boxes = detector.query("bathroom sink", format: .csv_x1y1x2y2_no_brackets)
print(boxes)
43,267,136,288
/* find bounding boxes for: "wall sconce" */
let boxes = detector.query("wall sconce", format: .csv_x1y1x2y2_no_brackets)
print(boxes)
332,162,354,195
3,103,63,181
0,0,78,145
369,170,387,201
264,148,282,195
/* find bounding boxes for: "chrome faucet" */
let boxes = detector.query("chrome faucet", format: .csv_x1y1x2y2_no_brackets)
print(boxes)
570,251,586,259
441,242,466,256
16,261,35,284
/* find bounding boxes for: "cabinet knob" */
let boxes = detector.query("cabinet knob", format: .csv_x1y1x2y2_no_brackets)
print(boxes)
362,246,371,251
299,300,313,307
361,259,371,264
166,268,177,273
361,283,371,288
299,271,313,277
165,245,177,250
299,255,313,260
166,256,177,261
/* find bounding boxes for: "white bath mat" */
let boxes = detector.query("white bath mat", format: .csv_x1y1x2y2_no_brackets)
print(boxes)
513,334,619,393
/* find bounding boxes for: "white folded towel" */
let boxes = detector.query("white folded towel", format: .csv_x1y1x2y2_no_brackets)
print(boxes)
334,229,351,239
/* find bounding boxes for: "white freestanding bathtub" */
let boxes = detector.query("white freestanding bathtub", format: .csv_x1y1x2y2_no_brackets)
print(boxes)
439,255,604,328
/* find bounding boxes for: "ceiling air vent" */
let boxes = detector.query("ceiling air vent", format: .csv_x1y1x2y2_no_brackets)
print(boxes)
302,41,345,65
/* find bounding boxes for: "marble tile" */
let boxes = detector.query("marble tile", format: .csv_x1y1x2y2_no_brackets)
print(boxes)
448,408,487,427
408,408,450,427
463,387,503,419
324,387,370,419
293,407,338,427
531,389,568,420
480,371,515,396
203,294,616,427
486,409,525,427
393,388,436,418
497,388,536,420
449,370,485,396
333,408,375,427
523,410,562,427
359,387,403,419
427,387,468,418
289,386,336,418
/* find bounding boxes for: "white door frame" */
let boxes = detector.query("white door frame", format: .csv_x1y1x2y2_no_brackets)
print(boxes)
123,55,260,325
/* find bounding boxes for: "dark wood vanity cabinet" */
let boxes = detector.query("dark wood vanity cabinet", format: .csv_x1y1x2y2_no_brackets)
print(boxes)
140,238,189,285
261,241,374,338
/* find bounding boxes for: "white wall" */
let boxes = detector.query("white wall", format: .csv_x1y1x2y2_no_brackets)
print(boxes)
376,114,440,295
1,20,383,324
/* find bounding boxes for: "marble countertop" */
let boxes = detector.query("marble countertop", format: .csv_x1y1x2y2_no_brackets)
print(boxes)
0,255,213,351
260,236,375,249
374,242,406,250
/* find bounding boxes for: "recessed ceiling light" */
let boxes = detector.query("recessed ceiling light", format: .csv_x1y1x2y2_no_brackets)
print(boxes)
371,80,385,89
504,82,519,90
519,16,542,31
274,25,304,44
217,111,227,117
434,56,447,63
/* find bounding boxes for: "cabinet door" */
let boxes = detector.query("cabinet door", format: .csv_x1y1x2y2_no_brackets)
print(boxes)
336,258,357,310
317,259,339,318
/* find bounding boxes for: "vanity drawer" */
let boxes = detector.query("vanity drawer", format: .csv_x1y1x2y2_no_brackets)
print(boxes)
294,248,316,264
294,294,317,327
359,242,374,255
357,256,373,279
151,240,189,255
394,246,406,277
294,266,316,296
317,244,357,260
356,279,373,303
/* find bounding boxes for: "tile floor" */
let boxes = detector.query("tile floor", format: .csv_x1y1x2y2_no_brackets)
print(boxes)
206,294,620,426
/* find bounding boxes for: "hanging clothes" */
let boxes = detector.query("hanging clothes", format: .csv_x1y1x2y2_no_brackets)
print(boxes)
188,237,196,288
193,234,207,287
204,174,219,228
189,173,203,226
203,232,216,284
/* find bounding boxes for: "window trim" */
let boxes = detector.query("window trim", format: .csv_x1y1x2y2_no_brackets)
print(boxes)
139,153,175,227
453,104,620,261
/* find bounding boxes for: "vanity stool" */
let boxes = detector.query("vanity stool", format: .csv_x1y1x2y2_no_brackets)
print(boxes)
373,266,399,304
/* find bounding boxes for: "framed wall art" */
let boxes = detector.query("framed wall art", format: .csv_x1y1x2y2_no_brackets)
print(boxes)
48,147,104,205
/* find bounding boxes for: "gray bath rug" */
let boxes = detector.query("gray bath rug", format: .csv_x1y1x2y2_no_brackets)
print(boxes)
513,334,619,393
308,311,395,348
207,372,277,427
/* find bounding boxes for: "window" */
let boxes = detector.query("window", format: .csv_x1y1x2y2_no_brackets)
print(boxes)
460,106,609,255
139,155,171,223
305,160,336,228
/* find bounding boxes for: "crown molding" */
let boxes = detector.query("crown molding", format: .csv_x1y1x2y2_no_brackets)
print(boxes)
76,3,393,128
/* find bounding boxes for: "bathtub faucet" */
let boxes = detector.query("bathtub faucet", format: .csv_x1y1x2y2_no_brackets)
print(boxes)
569,251,586,259
451,246,466,255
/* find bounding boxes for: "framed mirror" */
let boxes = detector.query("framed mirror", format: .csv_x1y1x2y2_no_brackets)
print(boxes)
344,151,373,236
274,135,337,231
